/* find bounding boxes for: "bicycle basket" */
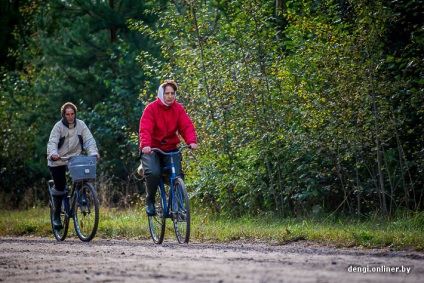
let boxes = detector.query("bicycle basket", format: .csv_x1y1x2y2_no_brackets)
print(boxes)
67,155,96,182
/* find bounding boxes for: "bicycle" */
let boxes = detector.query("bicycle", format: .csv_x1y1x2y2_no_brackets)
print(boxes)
46,155,100,242
143,145,191,244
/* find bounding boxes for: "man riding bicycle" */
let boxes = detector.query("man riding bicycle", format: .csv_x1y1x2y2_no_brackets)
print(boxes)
47,102,100,229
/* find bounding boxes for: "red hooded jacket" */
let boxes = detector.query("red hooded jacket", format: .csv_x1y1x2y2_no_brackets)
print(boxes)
139,98,197,151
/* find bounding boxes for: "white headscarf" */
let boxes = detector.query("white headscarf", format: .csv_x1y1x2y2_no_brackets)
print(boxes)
157,83,176,106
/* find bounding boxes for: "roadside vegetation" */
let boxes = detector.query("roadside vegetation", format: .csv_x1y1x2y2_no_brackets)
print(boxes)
1,208,423,251
1,0,423,239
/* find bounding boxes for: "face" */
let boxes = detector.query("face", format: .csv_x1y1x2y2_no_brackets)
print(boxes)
64,108,75,124
163,85,176,105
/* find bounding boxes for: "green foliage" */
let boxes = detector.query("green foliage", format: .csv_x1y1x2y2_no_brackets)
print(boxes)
1,0,161,208
82,41,145,180
132,0,424,216
0,68,49,208
1,0,423,217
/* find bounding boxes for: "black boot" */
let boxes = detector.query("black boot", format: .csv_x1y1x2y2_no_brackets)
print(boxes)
145,203,156,216
145,191,156,216
52,196,63,229
145,176,158,216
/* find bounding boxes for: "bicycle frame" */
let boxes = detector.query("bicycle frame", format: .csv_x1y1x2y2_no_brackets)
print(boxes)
48,180,92,220
47,155,99,242
147,145,191,244
158,152,179,219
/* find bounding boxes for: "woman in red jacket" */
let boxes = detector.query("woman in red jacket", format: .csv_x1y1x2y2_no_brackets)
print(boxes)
139,80,198,216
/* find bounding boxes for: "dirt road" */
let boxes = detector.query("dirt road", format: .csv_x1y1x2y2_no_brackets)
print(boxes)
1,236,423,282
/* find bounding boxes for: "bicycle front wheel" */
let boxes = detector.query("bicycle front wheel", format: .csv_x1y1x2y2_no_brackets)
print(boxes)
172,178,190,244
73,182,99,242
148,185,165,244
50,195,69,241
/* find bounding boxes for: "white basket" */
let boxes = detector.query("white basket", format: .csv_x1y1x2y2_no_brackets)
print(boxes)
67,155,96,182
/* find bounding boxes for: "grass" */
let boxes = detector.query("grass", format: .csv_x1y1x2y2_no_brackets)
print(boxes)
0,207,423,251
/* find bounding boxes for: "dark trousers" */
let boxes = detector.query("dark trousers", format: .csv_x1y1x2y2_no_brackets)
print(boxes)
141,152,183,204
48,165,67,194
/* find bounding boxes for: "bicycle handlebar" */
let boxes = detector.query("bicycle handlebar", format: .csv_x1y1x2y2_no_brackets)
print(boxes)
151,145,191,155
48,156,70,162
53,155,97,162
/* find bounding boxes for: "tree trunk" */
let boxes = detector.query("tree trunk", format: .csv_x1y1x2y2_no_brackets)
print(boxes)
370,76,388,217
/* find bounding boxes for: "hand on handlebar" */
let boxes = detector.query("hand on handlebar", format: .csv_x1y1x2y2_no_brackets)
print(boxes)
141,144,196,156
51,154,60,161
188,143,198,150
142,146,152,154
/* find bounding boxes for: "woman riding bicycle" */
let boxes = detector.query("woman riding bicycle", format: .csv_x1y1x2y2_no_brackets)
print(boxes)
139,80,198,216
47,102,100,229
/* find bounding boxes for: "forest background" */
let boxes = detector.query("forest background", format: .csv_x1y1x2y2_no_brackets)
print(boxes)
1,0,423,220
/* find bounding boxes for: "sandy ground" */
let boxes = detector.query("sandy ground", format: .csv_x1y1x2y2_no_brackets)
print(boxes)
1,236,423,283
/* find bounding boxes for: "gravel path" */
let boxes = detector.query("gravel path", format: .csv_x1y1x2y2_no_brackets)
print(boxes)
1,237,423,282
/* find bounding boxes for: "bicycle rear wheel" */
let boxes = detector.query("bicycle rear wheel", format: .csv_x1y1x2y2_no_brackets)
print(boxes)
172,178,190,244
148,184,165,244
73,182,99,242
50,193,69,241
